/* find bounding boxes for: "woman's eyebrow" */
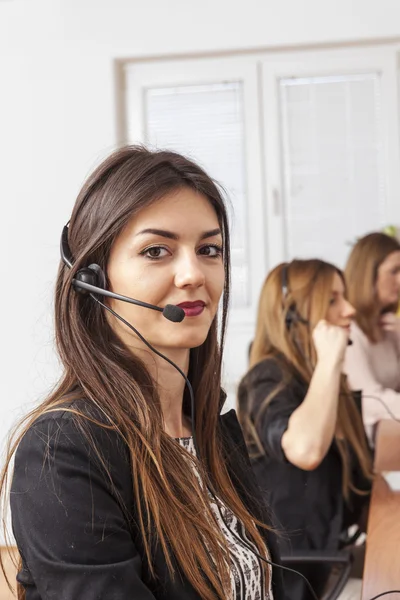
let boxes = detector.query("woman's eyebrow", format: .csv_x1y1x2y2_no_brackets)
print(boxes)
135,228,222,240
200,228,222,240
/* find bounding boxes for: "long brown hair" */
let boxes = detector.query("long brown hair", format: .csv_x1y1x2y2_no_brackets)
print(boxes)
238,259,372,498
345,232,400,342
1,146,270,599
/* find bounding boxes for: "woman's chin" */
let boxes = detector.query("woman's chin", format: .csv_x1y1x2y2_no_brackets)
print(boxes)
156,331,209,351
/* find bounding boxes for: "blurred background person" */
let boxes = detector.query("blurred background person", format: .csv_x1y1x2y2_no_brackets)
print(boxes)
344,232,400,444
238,259,373,600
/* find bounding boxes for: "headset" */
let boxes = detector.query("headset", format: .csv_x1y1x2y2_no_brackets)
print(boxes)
60,224,185,323
281,263,309,331
282,262,353,345
61,229,398,600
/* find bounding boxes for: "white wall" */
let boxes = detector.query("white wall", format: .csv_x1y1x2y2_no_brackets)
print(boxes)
1,0,400,449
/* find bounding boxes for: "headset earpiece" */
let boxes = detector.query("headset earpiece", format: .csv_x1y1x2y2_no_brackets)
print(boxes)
87,263,107,289
282,265,296,330
72,264,107,294
285,307,297,330
73,267,102,294
282,264,309,331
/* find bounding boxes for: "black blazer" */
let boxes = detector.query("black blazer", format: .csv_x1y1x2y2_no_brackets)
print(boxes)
11,400,284,600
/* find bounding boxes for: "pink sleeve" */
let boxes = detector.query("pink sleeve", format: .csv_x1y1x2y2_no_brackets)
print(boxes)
344,326,400,444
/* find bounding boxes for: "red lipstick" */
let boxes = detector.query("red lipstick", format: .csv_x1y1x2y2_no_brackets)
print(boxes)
176,301,205,317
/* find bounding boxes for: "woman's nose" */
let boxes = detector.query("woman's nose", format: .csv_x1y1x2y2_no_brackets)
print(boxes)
343,300,356,319
174,254,206,289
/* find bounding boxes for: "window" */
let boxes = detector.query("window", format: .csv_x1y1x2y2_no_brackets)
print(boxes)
261,48,400,268
279,73,385,267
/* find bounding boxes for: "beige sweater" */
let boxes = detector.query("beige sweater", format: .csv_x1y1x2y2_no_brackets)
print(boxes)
344,321,400,443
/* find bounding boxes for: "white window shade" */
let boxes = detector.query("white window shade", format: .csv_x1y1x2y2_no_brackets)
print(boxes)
144,82,249,308
279,73,386,268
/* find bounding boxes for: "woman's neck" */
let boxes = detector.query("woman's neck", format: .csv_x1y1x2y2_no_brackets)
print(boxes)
374,310,388,342
130,343,192,438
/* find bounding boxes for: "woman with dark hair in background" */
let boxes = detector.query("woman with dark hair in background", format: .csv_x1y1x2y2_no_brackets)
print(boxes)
344,232,400,444
1,146,284,600
238,259,373,600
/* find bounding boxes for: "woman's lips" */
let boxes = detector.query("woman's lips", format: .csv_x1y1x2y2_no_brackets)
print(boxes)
176,301,205,317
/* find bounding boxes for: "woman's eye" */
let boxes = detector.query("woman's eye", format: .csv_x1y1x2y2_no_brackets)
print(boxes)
142,246,169,259
199,244,223,258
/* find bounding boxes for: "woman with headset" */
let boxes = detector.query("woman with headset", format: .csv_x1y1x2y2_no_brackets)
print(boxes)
344,232,400,444
238,259,373,600
1,146,284,600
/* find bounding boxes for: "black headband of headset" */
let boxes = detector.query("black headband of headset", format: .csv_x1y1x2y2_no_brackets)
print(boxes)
60,224,73,269
281,262,309,328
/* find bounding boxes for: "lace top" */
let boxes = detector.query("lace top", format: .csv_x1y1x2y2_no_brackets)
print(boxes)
177,436,273,600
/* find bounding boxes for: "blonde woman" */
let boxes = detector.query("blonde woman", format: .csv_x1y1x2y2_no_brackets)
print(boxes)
238,259,372,600
344,232,400,443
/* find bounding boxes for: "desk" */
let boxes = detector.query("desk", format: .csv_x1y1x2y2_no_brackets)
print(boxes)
361,420,400,600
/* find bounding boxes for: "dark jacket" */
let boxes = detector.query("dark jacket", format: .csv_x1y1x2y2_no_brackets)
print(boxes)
238,358,371,600
11,400,284,600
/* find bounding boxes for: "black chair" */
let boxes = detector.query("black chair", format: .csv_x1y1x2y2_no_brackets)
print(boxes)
280,548,353,600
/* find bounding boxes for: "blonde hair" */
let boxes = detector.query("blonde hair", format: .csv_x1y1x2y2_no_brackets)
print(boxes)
345,232,400,342
239,259,372,499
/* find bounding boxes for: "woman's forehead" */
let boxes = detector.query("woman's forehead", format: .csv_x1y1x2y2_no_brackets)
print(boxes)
123,188,220,238
331,272,345,293
381,250,400,270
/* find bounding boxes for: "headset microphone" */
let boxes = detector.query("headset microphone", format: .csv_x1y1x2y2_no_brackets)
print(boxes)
60,225,185,323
